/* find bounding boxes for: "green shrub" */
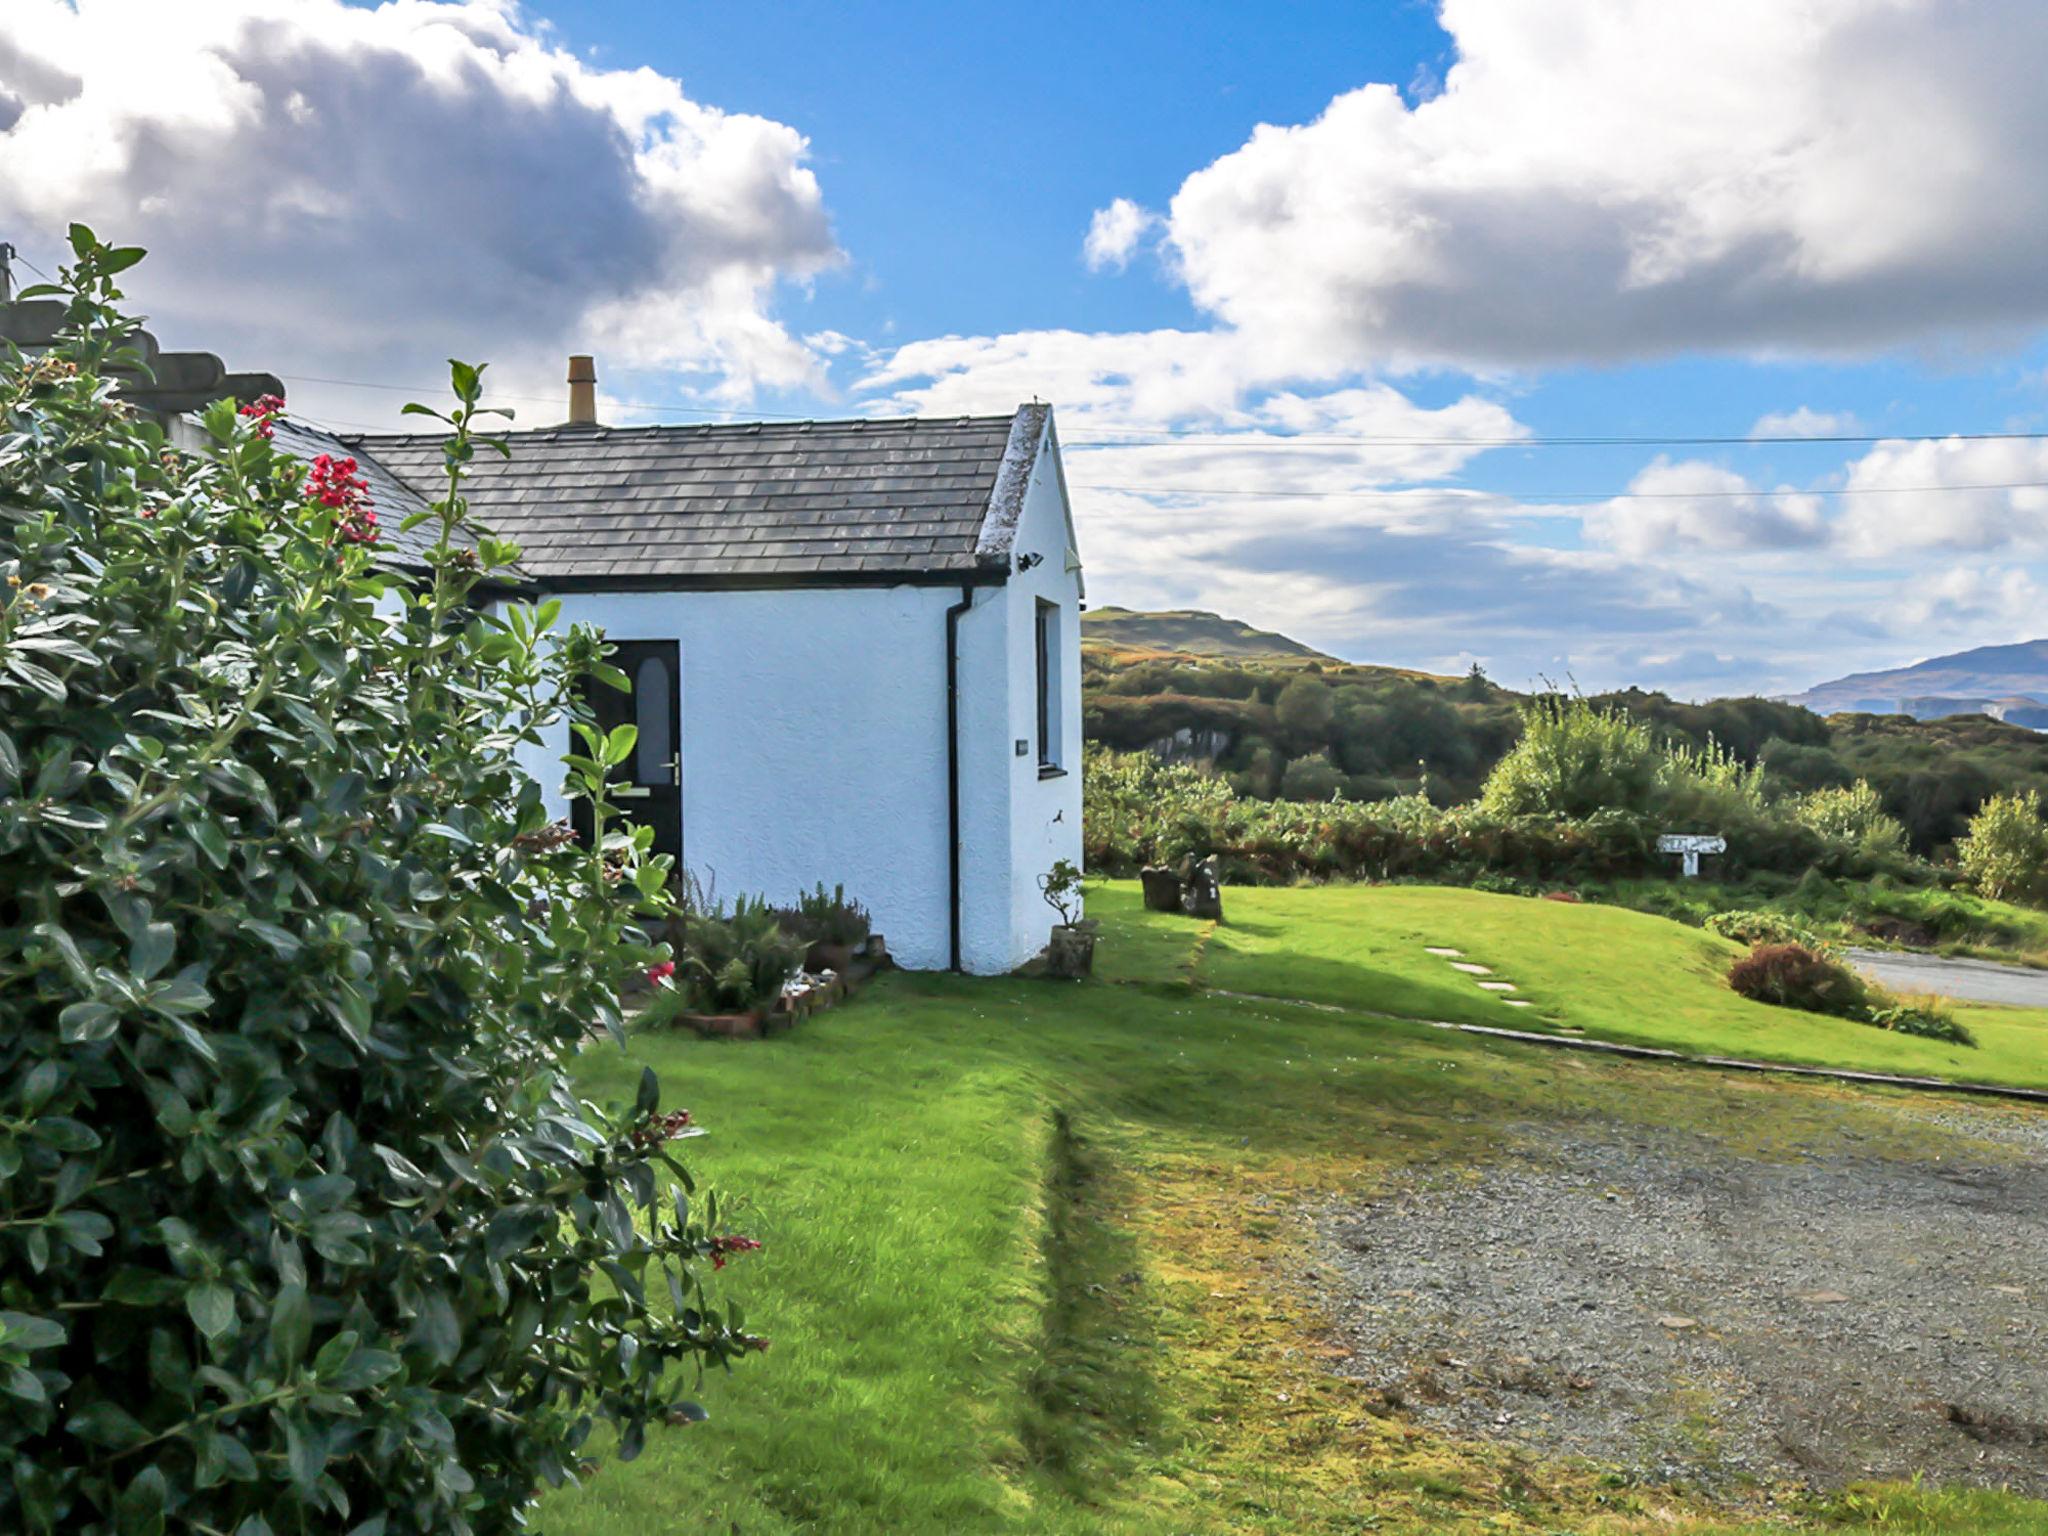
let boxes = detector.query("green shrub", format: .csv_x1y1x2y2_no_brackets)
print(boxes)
1279,751,1343,801
1727,942,1868,1017
1957,790,2048,904
770,882,871,950
674,895,805,1015
0,234,762,1536
1867,1002,1977,1048
1704,909,1831,951
1479,696,1665,819
1794,780,1909,858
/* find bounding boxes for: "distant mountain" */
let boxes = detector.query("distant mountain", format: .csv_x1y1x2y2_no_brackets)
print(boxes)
1081,606,1340,662
1784,639,2048,726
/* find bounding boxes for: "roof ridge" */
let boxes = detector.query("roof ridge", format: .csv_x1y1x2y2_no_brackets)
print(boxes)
341,408,1023,445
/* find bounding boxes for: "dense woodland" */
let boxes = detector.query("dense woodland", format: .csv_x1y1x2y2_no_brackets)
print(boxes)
1082,644,2048,852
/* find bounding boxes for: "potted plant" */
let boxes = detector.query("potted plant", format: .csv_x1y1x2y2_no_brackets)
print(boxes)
1039,858,1097,979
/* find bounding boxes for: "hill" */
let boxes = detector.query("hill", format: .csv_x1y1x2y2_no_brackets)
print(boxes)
1080,606,1339,662
1786,639,2048,725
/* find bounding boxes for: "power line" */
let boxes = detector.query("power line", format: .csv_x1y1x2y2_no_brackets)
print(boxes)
1066,429,2048,449
1070,478,2048,504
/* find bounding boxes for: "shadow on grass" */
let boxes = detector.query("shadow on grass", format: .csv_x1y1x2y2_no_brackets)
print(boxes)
1019,1109,1163,1502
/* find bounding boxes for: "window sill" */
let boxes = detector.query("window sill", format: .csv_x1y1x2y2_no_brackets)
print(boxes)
1037,764,1067,780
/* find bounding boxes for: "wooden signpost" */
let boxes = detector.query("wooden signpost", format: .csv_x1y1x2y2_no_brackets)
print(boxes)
1656,832,1726,878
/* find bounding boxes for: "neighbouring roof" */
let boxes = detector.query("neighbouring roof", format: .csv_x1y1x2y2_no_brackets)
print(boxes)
340,403,1052,586
1,299,283,416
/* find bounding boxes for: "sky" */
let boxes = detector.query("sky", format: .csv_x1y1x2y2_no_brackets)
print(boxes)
7,0,2048,698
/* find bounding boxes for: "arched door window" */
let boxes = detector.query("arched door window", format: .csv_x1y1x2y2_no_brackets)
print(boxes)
634,653,672,784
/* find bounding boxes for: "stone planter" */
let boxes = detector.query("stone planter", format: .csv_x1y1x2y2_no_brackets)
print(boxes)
1046,922,1097,979
680,1010,765,1040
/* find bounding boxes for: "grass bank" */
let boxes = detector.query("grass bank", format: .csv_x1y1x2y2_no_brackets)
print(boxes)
538,883,2048,1534
1186,882,2048,1092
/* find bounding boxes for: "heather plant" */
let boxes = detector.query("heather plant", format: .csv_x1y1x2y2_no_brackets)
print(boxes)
1956,790,2048,904
1727,943,1869,1017
0,232,761,1536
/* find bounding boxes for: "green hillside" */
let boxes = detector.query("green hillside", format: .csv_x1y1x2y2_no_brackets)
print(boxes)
1080,605,1341,662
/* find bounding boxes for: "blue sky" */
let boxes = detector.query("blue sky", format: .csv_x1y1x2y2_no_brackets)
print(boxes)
10,0,2048,699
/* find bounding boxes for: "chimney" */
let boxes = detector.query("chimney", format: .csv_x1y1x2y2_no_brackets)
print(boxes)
567,354,597,427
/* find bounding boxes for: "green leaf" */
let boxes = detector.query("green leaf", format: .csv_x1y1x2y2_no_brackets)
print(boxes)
67,1399,149,1448
130,921,175,981
58,1000,119,1043
269,1284,311,1372
186,1282,236,1341
2,1365,45,1404
408,1290,460,1368
102,1267,183,1306
238,919,301,959
602,723,639,768
0,1312,66,1352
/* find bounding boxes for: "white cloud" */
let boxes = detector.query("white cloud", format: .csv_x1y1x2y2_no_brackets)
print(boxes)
1583,457,1827,557
1897,563,2044,631
1751,407,1860,437
1081,197,1159,272
0,0,841,419
1835,436,2048,555
1141,0,2048,371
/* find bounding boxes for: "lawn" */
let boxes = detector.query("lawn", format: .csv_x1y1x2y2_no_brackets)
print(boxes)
538,882,2048,1534
1190,882,2048,1092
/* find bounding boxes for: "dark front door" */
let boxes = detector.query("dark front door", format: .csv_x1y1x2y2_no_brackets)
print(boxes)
573,639,682,868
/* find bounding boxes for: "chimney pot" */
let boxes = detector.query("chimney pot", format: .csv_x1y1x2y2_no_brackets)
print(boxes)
567,354,597,426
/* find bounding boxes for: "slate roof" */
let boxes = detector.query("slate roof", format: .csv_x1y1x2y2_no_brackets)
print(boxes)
340,404,1048,586
270,419,477,573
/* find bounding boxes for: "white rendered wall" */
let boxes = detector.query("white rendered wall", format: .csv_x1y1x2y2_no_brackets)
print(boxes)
989,447,1086,970
511,584,965,970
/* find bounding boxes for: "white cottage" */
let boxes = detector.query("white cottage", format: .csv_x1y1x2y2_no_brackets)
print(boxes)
335,377,1085,975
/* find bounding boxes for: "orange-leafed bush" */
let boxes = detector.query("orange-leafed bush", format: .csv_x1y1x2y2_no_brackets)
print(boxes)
1727,941,1868,1017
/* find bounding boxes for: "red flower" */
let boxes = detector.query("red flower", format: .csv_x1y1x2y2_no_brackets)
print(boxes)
238,392,285,440
646,960,676,985
305,453,378,545
709,1234,762,1270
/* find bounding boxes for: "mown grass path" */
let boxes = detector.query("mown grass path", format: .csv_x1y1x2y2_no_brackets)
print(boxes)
541,882,2048,1535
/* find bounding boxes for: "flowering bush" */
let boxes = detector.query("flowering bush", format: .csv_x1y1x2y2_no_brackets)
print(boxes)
0,230,761,1535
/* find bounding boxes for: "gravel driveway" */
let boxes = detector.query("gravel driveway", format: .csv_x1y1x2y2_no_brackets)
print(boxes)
1310,1099,2048,1497
1847,947,2048,1008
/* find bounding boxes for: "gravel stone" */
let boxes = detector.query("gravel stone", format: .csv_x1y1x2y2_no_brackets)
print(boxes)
1310,1099,2048,1497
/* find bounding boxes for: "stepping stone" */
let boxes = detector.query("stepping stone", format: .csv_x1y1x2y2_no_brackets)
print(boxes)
1657,1315,1697,1331
1476,980,1517,992
1448,961,1492,975
1501,999,1534,1009
1423,946,1463,957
